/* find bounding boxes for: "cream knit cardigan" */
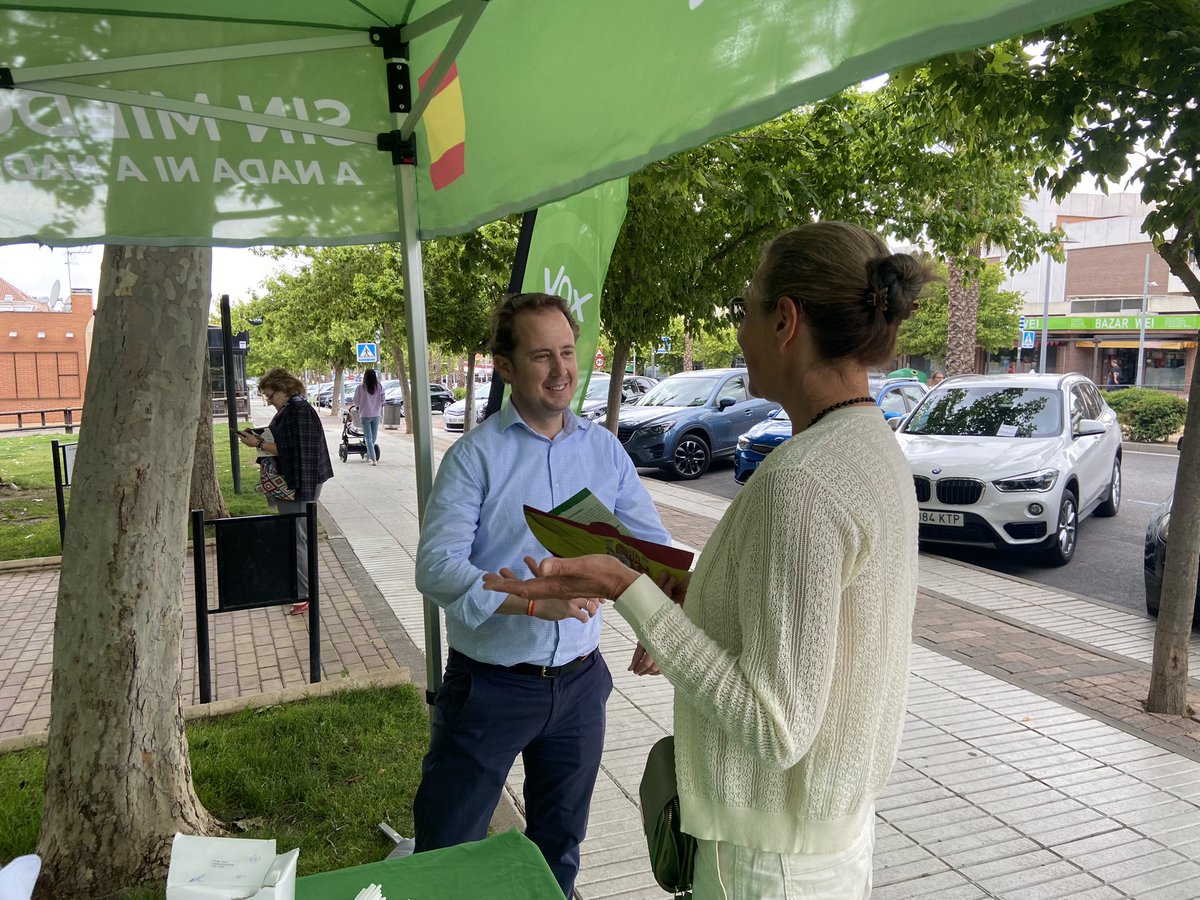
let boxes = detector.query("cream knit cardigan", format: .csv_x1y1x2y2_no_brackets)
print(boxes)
616,406,919,855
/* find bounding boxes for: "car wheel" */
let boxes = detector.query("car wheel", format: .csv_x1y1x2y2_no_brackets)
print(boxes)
338,444,348,463
671,433,711,480
1096,457,1121,517
1043,488,1078,566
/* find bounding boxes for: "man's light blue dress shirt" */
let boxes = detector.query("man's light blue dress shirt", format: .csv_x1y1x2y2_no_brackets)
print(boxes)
415,400,670,667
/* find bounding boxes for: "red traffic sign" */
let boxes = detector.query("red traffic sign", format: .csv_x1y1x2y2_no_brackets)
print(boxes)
594,351,605,369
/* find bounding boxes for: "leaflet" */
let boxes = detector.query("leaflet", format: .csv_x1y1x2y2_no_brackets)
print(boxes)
524,489,693,582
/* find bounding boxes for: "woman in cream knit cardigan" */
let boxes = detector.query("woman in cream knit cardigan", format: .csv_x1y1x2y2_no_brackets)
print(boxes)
486,222,929,898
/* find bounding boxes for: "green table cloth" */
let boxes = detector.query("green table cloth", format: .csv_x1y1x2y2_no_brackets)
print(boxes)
295,830,562,900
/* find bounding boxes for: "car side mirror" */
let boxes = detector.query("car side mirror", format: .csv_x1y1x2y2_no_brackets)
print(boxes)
888,416,905,431
1075,418,1107,437
718,396,737,411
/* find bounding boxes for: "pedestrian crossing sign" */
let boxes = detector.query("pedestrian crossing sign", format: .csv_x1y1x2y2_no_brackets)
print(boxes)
1021,331,1036,350
356,342,378,364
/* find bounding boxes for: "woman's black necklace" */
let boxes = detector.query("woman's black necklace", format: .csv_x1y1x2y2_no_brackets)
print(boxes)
806,396,874,431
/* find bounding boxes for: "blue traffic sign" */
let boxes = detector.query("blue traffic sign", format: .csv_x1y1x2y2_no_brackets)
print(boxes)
1018,315,1026,331
356,342,378,364
1020,331,1037,350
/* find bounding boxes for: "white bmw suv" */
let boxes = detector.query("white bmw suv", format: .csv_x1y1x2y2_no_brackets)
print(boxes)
895,373,1122,566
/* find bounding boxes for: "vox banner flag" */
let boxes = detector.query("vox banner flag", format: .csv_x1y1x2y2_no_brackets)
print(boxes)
518,178,628,414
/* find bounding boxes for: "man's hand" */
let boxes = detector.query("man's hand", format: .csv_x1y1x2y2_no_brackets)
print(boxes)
484,554,639,602
629,642,661,676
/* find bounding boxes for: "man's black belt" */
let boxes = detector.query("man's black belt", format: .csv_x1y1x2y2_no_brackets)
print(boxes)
452,648,594,678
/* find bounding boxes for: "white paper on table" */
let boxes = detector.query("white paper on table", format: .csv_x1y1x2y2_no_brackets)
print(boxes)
0,855,40,900
166,834,298,900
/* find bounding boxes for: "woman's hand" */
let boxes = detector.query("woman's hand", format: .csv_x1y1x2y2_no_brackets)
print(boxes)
629,642,661,676
483,554,639,603
236,429,259,448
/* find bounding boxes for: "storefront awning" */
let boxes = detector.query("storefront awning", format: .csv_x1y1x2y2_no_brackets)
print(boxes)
1076,340,1198,350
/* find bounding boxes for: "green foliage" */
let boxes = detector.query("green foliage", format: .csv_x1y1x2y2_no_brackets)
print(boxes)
423,220,518,356
0,685,429,891
1101,388,1188,443
896,260,1022,359
922,1,1200,297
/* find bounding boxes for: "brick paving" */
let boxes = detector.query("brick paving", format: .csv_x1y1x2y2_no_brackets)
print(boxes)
0,537,407,743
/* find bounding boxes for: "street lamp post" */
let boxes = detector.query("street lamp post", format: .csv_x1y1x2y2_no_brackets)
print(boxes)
1135,253,1159,388
1038,256,1053,374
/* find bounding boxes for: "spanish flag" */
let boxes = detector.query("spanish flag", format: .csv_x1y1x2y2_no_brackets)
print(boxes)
420,58,466,190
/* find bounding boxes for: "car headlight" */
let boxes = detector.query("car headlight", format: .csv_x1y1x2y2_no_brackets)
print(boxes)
638,421,675,436
737,435,750,451
992,469,1059,492
1154,513,1170,543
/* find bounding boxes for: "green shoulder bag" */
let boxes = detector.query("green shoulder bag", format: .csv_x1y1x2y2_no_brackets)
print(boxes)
639,735,696,898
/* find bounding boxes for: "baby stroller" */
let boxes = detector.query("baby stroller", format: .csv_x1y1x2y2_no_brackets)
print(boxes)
339,408,381,462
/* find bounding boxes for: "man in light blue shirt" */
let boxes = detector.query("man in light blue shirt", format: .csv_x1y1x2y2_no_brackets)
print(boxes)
413,292,670,896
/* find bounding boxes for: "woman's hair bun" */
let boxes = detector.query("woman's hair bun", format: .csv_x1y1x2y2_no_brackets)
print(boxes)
866,253,928,324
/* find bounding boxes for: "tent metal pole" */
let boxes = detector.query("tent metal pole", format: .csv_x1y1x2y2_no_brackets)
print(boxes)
12,33,368,83
398,0,487,142
394,161,442,704
12,81,379,146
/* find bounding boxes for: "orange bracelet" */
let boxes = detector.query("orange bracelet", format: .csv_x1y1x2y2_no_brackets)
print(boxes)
527,599,536,617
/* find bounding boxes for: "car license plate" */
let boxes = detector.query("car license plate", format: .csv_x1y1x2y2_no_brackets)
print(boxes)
920,510,963,527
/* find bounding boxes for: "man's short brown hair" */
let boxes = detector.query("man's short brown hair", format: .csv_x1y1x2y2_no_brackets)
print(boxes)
489,292,580,358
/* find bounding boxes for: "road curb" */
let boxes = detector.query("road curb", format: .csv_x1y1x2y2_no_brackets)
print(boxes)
1123,440,1179,455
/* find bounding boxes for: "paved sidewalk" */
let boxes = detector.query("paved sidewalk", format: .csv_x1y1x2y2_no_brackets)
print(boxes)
0,535,410,745
313,417,1200,899
6,409,1200,898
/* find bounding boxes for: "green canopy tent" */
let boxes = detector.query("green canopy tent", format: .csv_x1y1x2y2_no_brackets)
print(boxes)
0,0,1125,694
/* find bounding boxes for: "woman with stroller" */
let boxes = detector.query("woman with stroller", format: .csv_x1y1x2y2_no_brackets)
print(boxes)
238,366,333,614
352,369,385,467
486,221,929,898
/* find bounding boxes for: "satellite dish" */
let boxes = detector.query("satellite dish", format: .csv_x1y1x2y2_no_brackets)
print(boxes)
48,279,61,308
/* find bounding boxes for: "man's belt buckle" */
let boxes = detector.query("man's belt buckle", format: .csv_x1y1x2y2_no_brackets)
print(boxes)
539,665,550,677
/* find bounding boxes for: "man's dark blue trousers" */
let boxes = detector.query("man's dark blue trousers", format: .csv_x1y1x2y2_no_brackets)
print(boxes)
413,647,612,898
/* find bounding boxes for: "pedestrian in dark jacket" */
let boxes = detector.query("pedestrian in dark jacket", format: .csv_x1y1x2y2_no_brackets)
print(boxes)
239,367,333,613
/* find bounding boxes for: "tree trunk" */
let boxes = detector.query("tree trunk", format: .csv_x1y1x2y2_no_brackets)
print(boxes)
463,355,477,434
604,342,631,434
189,347,231,519
330,363,345,417
683,333,694,372
1146,226,1200,715
944,255,981,376
382,320,414,435
35,246,221,899
1147,351,1200,714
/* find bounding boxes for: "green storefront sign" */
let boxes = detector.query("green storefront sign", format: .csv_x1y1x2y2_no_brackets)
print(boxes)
1025,314,1200,332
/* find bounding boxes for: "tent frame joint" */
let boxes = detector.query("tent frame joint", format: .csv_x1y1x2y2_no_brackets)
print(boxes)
369,25,407,60
387,58,413,114
377,130,417,167
0,68,12,90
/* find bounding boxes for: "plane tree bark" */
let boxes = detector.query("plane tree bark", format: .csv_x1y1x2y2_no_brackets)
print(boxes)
35,246,222,898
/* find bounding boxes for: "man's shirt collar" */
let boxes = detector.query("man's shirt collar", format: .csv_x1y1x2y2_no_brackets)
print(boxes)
498,397,586,439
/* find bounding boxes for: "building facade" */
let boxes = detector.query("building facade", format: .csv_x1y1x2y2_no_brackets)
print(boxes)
0,277,94,426
991,190,1198,392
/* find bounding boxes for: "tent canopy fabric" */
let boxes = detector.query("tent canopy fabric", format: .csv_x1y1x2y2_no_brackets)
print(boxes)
0,0,1126,246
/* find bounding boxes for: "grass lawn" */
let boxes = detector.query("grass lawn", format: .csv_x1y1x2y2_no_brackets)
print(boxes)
0,684,429,899
0,425,269,561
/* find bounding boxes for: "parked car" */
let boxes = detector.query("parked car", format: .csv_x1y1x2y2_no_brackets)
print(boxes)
443,383,491,431
896,373,1122,566
616,368,778,479
578,373,656,421
732,379,928,483
1143,498,1200,621
383,381,456,415
622,375,658,403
